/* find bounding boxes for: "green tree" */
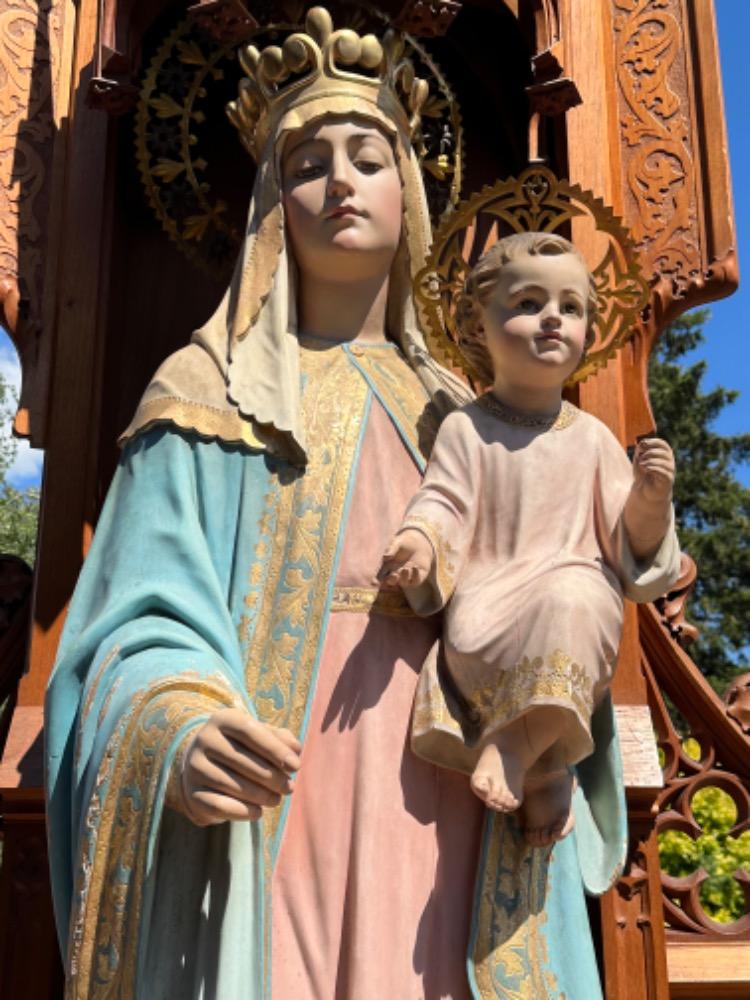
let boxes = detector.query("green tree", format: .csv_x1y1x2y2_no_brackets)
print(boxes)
659,784,750,924
0,369,39,566
649,309,750,690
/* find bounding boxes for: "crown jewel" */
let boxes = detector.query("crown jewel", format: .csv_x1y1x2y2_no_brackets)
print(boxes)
226,7,429,160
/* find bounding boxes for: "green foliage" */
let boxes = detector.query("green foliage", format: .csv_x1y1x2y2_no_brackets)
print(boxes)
0,485,39,565
0,369,39,566
649,309,750,689
659,786,750,924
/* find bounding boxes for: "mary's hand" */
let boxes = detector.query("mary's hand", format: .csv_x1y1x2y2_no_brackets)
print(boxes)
179,709,301,826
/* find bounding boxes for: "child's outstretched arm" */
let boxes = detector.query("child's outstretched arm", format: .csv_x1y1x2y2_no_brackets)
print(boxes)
623,437,676,562
379,529,435,590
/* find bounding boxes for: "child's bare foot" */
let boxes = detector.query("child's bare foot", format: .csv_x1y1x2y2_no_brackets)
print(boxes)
470,739,526,812
520,769,577,847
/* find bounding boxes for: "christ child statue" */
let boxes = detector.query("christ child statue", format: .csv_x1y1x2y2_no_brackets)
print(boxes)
380,232,681,847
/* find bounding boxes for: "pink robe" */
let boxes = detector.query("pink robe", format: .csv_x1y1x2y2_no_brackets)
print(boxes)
271,400,485,999
399,399,681,773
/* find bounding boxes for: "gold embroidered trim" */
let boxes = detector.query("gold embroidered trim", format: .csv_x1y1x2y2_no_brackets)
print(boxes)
163,725,199,814
69,673,242,998
471,648,594,733
118,396,265,450
79,646,120,729
243,346,368,857
74,645,121,771
330,586,416,617
476,394,579,431
96,676,122,730
400,514,458,601
412,668,464,739
350,346,434,462
474,818,560,998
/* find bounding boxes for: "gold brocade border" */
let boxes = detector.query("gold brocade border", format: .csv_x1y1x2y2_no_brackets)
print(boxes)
349,347,435,465
78,646,121,731
240,346,369,987
401,514,458,602
412,666,465,741
243,345,369,854
471,649,594,738
68,674,241,999
330,585,416,617
474,818,562,999
118,396,265,451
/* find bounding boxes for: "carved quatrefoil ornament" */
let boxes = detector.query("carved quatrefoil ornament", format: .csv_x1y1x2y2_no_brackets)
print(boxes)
415,165,651,386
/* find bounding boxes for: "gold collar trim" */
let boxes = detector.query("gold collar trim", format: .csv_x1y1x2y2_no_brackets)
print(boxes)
476,394,579,431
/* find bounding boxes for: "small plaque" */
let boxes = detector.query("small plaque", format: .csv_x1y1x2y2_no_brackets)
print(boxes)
615,703,664,789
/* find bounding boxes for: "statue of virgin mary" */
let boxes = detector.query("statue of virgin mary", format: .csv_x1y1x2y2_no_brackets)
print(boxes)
45,8,627,997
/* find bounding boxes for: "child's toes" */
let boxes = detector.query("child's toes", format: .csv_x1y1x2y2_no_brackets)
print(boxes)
491,789,520,812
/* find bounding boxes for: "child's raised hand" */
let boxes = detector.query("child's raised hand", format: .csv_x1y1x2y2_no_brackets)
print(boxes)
632,437,675,504
378,529,435,590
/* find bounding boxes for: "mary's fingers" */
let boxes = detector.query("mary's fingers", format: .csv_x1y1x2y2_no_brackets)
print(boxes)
201,743,293,794
190,790,263,826
217,713,301,772
273,726,302,754
220,742,295,786
189,756,285,806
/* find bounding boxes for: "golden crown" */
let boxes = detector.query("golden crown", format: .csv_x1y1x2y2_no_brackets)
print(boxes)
226,6,429,160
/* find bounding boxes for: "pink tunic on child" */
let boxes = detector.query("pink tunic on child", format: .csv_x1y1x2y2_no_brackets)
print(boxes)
399,396,681,773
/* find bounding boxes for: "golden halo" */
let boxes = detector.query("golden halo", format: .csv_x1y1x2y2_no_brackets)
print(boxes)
415,166,650,386
135,13,463,278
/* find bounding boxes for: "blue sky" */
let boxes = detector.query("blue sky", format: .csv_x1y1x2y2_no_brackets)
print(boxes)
1,4,748,488
691,2,750,485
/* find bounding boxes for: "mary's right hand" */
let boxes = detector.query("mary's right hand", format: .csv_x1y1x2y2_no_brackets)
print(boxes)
179,708,301,826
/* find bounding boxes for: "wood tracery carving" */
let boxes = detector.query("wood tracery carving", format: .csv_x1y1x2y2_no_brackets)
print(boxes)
653,552,699,649
725,673,750,737
393,0,462,36
1,0,59,326
188,0,260,45
613,0,699,295
608,0,737,443
612,0,738,330
609,838,667,1000
640,603,750,939
0,0,69,443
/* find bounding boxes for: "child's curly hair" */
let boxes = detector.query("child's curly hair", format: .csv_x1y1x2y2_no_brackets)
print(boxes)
455,232,599,385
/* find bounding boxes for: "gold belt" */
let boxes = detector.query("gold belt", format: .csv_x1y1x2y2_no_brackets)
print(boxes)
330,586,416,618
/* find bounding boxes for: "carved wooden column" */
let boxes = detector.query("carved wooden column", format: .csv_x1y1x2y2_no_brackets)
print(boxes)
0,0,76,444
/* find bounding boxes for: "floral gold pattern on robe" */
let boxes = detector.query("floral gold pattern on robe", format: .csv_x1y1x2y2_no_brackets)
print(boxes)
401,400,681,773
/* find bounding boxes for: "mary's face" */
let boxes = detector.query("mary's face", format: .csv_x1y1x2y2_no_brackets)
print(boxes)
281,117,403,282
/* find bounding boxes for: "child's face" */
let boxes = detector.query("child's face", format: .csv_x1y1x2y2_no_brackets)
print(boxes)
476,252,590,387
